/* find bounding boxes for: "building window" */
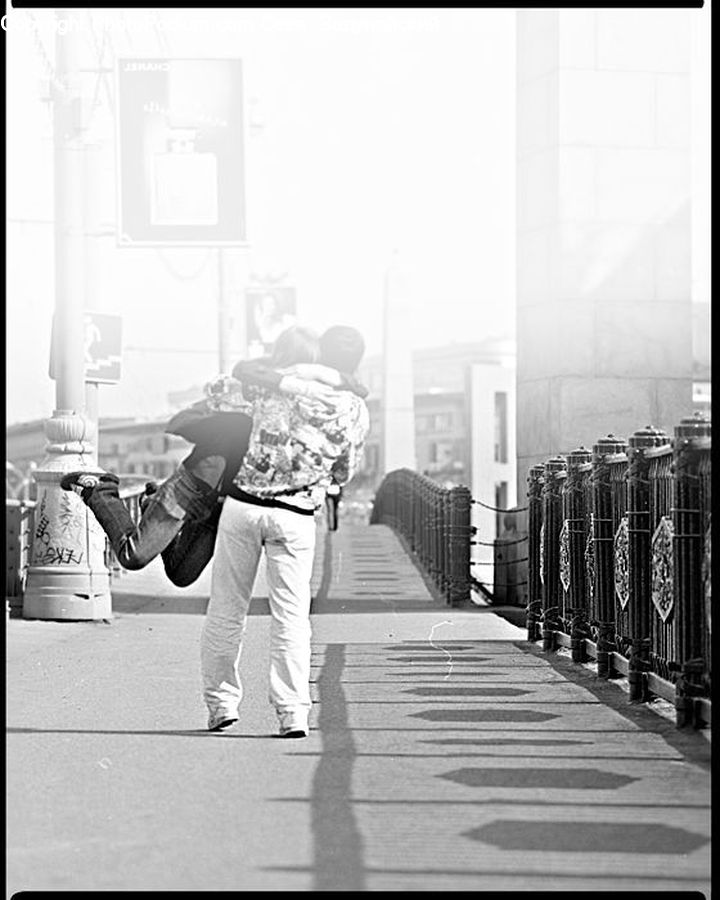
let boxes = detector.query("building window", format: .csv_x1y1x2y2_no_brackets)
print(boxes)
434,413,452,432
494,392,508,463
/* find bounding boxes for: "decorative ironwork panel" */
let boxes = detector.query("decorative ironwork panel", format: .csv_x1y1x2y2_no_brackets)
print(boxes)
651,515,674,623
585,520,595,613
614,516,629,611
559,520,570,594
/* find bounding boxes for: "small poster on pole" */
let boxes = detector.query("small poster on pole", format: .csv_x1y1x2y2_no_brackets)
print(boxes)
49,312,123,384
245,286,297,357
83,312,123,384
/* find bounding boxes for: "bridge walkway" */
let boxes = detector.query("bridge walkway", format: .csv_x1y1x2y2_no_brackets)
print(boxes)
6,521,711,894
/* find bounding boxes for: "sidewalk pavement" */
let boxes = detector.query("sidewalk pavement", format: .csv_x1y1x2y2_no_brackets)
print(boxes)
6,522,711,894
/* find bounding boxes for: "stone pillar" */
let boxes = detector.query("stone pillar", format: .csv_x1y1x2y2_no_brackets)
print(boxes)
381,253,416,474
516,9,696,497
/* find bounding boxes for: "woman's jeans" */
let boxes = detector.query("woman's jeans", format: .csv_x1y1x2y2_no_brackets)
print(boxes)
160,505,222,587
85,466,220,586
201,496,316,720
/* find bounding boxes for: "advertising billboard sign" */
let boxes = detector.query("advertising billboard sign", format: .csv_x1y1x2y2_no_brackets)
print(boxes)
116,58,246,246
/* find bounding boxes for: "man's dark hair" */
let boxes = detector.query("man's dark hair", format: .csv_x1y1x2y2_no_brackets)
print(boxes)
319,325,365,375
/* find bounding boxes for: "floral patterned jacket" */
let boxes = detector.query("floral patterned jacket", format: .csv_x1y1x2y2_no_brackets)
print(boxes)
205,374,369,511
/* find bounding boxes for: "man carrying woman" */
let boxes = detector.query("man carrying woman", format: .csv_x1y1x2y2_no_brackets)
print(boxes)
201,325,370,737
60,326,367,588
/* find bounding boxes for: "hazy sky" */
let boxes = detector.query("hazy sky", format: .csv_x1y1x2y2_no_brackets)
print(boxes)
6,8,516,424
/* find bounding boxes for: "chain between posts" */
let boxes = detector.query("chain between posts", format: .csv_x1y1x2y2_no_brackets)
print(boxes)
469,495,529,603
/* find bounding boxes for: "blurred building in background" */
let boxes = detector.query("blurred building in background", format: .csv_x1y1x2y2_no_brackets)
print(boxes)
8,338,514,503
6,417,188,498
9,313,710,503
356,336,515,490
354,336,518,578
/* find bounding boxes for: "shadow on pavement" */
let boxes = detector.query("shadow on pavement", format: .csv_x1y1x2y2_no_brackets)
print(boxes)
6,726,283,739
521,642,712,769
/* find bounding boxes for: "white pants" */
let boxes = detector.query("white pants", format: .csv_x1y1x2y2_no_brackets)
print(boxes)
201,496,316,719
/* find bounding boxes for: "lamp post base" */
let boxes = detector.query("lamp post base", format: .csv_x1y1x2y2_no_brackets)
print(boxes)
22,410,113,622
23,567,112,621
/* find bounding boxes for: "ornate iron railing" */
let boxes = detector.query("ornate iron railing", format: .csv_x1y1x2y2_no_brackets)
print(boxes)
370,468,472,606
5,499,36,617
526,412,711,728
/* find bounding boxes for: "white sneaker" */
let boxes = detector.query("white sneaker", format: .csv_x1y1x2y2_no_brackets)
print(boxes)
278,711,308,738
207,709,238,732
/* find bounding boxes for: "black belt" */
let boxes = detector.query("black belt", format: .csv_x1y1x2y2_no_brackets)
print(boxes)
227,486,316,516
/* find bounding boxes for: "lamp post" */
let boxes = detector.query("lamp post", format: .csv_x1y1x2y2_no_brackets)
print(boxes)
23,9,111,621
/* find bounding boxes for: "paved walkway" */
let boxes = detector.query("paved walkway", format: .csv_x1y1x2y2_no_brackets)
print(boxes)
6,522,711,894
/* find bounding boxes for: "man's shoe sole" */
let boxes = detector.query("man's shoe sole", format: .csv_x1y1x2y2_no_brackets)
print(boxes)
280,729,307,739
208,717,238,732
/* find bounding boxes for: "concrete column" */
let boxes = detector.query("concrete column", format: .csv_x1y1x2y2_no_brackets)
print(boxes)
381,253,416,475
516,9,696,497
468,362,517,593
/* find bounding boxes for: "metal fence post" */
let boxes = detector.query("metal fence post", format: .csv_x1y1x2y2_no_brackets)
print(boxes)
591,434,627,678
430,483,440,587
672,412,711,728
440,490,450,596
526,464,545,642
421,478,430,571
564,447,593,663
541,456,567,651
447,485,472,606
626,426,670,702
